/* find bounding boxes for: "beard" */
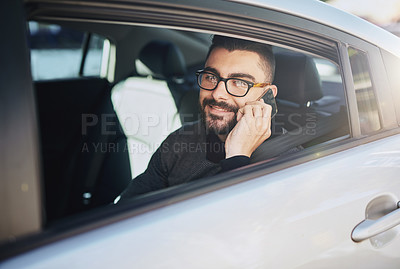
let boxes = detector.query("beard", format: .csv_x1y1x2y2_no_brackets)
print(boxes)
200,97,239,135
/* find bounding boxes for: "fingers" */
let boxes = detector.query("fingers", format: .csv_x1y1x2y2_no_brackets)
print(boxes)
253,104,263,118
240,99,271,118
236,102,270,135
226,100,273,158
263,103,272,118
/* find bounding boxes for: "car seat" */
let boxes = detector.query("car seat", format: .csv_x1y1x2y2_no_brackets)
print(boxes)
35,77,132,223
273,50,324,132
111,40,188,177
272,50,349,148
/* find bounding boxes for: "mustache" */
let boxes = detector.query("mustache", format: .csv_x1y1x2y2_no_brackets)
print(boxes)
201,98,239,114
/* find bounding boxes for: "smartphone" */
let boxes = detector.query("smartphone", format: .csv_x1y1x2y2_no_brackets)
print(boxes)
258,88,278,118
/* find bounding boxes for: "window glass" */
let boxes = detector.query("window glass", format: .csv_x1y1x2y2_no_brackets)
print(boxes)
83,34,105,76
381,49,400,125
272,47,349,147
313,56,346,115
28,22,107,80
348,47,381,134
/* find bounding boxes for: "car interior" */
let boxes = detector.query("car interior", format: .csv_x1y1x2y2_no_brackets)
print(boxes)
28,22,350,224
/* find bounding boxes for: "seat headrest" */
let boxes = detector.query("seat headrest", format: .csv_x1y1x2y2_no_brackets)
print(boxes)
273,51,322,105
138,40,186,80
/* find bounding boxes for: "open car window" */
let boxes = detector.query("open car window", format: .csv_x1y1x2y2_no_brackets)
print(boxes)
26,21,351,223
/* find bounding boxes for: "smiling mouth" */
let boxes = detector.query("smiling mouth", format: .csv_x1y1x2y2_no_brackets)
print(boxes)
201,98,238,118
208,104,234,114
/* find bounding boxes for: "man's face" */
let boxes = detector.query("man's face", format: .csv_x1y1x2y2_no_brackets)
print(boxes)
199,47,270,135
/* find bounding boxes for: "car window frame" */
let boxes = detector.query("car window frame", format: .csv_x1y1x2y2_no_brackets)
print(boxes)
1,0,42,246
339,38,398,137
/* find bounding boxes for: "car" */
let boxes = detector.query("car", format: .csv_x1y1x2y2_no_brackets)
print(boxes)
1,0,400,267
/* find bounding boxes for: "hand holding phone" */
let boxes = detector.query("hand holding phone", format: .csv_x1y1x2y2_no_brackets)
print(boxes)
238,87,278,118
225,87,278,158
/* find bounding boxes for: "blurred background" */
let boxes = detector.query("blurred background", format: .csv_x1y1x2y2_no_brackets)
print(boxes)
324,0,400,36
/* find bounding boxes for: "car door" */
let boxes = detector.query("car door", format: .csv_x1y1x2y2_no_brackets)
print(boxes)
1,0,400,268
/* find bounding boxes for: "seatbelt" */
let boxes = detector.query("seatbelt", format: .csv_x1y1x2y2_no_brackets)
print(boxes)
81,87,121,206
81,125,110,206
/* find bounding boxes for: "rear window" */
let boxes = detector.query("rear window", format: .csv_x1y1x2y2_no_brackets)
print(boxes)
381,49,400,125
348,47,381,134
28,22,108,80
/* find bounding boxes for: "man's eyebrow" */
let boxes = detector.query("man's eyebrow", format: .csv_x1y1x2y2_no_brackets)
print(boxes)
203,66,220,76
228,73,256,82
204,67,256,82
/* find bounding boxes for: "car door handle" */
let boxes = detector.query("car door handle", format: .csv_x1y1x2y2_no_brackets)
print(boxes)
352,202,400,242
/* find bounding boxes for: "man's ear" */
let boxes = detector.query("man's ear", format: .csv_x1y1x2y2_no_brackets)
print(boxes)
270,85,278,97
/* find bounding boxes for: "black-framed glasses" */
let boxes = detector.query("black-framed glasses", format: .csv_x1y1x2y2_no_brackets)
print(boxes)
196,70,270,97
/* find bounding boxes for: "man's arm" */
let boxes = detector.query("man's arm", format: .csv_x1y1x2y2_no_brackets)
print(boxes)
220,155,250,172
118,147,169,201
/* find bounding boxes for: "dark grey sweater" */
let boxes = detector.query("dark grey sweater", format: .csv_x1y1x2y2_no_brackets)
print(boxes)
119,120,287,200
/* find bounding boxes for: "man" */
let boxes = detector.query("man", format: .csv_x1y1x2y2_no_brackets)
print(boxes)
118,35,281,200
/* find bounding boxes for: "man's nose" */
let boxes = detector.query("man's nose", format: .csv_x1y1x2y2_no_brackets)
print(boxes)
211,80,229,100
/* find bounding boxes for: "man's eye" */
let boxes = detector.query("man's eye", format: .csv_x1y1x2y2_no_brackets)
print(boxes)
232,79,248,88
205,74,217,82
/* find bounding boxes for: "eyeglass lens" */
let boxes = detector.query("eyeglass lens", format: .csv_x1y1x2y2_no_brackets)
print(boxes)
198,72,249,96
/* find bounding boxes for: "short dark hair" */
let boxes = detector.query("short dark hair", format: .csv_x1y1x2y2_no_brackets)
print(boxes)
206,35,275,83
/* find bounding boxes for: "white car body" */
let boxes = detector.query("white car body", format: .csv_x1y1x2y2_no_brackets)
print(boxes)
4,134,400,268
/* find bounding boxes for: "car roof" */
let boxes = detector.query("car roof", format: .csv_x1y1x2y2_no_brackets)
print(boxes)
25,0,400,57
230,0,400,57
